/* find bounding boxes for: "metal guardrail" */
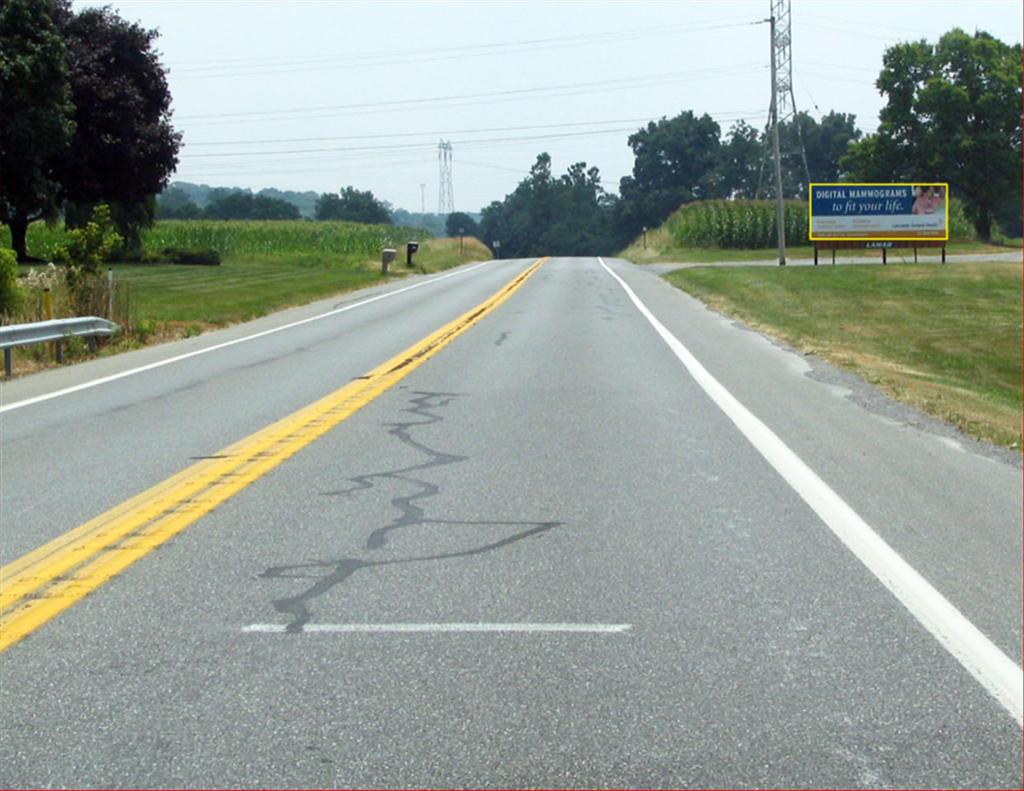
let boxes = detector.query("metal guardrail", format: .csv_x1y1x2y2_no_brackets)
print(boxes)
1,317,120,377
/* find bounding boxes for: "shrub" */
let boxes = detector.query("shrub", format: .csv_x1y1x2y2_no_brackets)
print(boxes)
0,248,22,318
156,247,221,265
947,198,975,241
56,204,123,272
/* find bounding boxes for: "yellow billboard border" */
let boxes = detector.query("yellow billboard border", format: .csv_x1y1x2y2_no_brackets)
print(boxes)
808,182,949,242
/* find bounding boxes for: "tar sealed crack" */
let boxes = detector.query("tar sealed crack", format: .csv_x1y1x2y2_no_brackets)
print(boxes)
258,391,561,631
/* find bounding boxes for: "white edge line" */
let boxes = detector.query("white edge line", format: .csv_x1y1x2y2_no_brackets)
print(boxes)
597,256,1024,728
0,260,493,413
242,623,632,633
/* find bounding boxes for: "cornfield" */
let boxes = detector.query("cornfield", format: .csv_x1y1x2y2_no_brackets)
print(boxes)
667,200,809,249
3,220,428,262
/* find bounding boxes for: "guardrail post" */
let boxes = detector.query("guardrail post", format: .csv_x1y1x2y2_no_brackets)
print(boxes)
55,339,63,363
3,348,11,378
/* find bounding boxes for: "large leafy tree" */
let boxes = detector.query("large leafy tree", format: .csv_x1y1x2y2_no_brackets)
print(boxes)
774,111,862,197
479,153,615,257
57,6,181,251
315,187,392,224
717,120,763,199
0,0,75,261
613,111,724,242
842,28,1022,239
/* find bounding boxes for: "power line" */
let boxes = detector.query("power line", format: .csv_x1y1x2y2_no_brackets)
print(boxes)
182,114,766,160
182,117,681,147
175,62,766,121
169,12,760,67
798,11,947,38
180,113,771,176
168,17,763,79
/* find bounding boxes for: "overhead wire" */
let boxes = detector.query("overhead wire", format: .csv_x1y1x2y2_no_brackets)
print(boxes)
176,62,767,122
183,117,688,147
168,16,764,79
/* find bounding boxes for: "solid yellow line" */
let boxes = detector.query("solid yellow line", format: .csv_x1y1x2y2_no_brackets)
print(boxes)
0,257,548,652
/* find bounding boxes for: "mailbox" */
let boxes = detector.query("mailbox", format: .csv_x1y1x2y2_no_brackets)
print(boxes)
406,241,419,266
381,247,397,274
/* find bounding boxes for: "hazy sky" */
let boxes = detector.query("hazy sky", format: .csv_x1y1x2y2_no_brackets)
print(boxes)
72,0,1023,214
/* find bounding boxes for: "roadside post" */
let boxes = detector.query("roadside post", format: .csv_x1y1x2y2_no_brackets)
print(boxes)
642,226,647,249
492,240,501,259
43,287,59,362
381,247,396,274
459,228,464,255
406,241,419,267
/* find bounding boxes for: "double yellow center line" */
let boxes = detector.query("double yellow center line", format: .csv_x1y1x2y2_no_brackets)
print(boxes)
0,257,548,652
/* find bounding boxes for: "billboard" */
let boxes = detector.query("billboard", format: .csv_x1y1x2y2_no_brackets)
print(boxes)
809,183,948,241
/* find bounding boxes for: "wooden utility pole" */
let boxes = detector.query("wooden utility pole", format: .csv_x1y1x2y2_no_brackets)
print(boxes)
770,13,786,266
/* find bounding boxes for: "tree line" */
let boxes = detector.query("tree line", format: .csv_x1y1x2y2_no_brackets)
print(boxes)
480,111,862,257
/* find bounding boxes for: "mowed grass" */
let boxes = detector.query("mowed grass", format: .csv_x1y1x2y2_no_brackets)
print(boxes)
665,261,1022,447
120,236,493,324
620,224,1017,264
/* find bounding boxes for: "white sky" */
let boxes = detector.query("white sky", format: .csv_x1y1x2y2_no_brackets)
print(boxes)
72,0,1023,214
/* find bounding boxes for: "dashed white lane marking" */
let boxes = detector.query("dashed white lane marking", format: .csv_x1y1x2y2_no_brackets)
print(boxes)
598,256,1023,728
243,623,632,634
0,260,493,413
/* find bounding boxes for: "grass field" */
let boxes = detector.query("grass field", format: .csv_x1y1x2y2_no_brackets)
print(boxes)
116,236,491,324
665,261,1022,447
5,221,491,376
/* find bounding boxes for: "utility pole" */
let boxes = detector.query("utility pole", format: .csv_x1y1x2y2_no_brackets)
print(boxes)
419,183,426,215
437,140,454,215
770,12,786,266
757,0,810,266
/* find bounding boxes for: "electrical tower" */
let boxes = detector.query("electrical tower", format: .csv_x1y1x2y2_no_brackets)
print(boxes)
437,140,454,215
758,0,811,266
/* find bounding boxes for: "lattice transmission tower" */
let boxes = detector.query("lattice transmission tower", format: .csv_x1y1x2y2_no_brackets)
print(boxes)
437,140,454,215
757,0,810,201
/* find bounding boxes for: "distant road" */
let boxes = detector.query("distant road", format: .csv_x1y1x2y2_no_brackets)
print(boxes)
1,257,1020,788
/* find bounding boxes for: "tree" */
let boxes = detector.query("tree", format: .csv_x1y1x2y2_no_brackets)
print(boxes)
57,6,181,251
203,192,300,220
841,28,1022,240
315,187,392,224
445,211,479,238
613,111,725,243
628,112,724,216
155,186,202,220
718,120,763,199
0,0,75,261
765,111,864,198
479,154,615,257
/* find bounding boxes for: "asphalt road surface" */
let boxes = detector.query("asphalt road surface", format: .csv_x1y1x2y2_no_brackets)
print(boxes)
1,257,1021,788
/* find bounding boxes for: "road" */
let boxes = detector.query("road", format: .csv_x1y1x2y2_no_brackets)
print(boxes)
1,256,1021,788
